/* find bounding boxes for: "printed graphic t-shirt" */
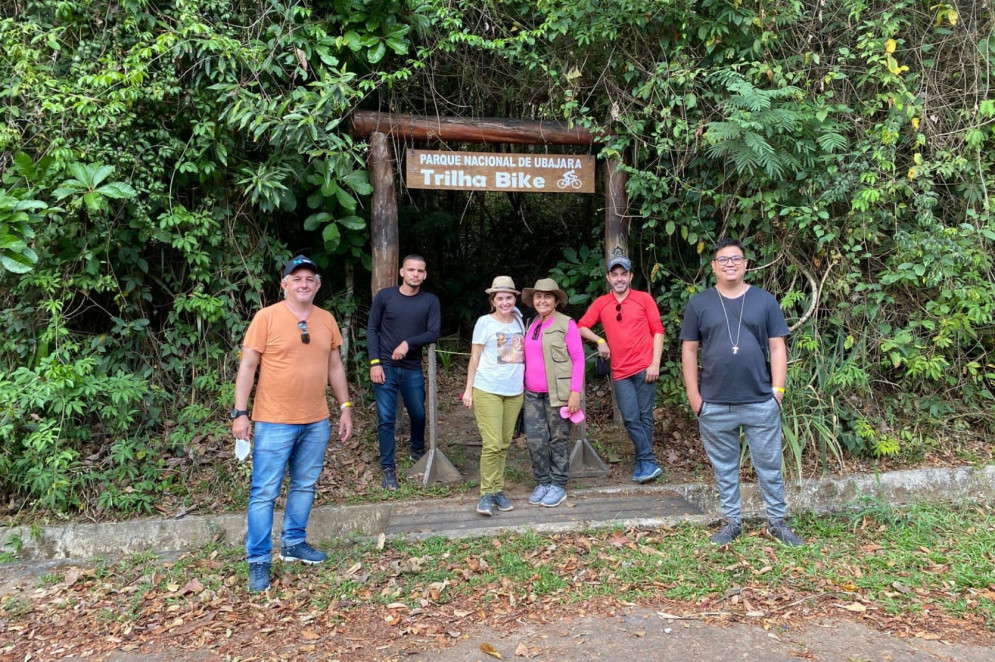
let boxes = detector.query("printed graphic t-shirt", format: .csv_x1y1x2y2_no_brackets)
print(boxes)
471,313,525,396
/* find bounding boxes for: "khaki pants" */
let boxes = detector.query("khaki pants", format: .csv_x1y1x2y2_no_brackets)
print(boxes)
473,388,524,495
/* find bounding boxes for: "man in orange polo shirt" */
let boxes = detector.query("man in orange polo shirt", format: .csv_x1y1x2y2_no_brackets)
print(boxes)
578,255,665,483
232,255,354,592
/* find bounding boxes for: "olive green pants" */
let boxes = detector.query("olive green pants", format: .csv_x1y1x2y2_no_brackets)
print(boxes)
473,388,524,495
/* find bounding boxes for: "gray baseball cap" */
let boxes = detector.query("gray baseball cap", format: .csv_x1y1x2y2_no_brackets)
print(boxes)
606,255,632,272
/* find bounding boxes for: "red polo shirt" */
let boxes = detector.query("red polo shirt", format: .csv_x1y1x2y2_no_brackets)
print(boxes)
578,290,665,380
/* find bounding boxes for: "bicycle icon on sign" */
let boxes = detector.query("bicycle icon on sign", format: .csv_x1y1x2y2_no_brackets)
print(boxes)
556,170,583,189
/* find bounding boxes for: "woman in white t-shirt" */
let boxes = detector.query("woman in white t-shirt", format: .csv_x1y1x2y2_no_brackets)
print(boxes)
463,276,525,516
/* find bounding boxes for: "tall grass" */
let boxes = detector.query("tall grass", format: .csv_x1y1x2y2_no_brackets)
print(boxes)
780,331,865,476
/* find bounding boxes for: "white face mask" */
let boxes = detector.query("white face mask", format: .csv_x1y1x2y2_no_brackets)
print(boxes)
234,438,251,461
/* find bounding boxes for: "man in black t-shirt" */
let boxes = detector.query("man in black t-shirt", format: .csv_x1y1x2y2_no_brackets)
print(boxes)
680,239,803,547
368,255,441,490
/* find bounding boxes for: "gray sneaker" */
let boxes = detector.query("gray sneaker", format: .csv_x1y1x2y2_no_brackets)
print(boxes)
476,494,495,517
540,485,567,507
492,491,514,511
768,520,804,547
381,468,399,491
528,484,550,505
710,519,742,545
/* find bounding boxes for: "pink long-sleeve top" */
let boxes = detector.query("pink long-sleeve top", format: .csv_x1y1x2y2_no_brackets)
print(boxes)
524,317,585,394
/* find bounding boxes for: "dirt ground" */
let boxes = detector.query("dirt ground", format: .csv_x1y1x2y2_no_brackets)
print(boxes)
400,610,995,662
95,608,995,662
401,362,990,497
348,357,995,502
5,548,994,662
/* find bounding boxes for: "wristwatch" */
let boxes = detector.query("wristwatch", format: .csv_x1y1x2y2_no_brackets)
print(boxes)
229,408,249,420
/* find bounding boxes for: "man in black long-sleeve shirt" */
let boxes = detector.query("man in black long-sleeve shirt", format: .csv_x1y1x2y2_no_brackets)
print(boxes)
367,255,441,490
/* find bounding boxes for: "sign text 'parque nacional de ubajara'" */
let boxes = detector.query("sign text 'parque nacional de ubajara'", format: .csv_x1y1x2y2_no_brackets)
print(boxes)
405,149,595,194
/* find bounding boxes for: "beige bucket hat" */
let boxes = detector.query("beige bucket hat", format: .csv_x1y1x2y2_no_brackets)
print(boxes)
484,275,520,295
522,277,568,308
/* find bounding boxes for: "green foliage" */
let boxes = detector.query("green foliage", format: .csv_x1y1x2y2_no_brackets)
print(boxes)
426,0,994,466
0,190,44,274
549,245,605,307
0,347,156,511
0,532,24,563
433,334,460,373
0,0,401,514
0,153,62,274
52,163,137,213
704,71,807,179
1,0,993,516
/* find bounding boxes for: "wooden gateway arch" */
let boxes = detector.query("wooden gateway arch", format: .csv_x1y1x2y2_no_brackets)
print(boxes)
350,111,622,484
350,111,631,295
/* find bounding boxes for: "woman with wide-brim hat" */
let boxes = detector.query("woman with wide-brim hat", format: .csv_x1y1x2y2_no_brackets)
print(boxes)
463,276,526,517
521,277,585,508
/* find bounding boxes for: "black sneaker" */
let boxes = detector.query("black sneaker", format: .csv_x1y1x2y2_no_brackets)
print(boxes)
768,520,804,547
476,494,495,516
248,562,271,592
279,541,328,564
382,468,399,491
710,519,742,545
492,491,514,511
410,448,425,463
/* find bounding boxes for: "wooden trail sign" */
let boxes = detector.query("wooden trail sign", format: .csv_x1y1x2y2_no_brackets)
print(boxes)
405,149,595,193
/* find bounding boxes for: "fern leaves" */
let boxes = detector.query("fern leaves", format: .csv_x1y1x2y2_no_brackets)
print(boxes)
705,71,847,178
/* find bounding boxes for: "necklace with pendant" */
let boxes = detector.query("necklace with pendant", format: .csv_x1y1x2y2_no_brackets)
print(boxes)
717,288,746,354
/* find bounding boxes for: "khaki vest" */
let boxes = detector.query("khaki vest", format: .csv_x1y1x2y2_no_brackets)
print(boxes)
535,311,578,407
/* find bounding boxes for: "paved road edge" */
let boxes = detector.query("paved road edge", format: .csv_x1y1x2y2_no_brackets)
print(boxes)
2,465,993,561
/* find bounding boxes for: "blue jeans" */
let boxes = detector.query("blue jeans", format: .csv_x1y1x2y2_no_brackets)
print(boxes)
246,420,329,564
697,399,786,523
373,366,426,470
614,370,657,464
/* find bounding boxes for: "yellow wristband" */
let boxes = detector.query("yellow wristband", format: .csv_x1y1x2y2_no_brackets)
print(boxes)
370,359,380,365
772,387,785,394
596,338,606,345
340,401,352,410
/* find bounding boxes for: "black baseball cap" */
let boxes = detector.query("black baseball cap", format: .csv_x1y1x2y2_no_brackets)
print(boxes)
283,255,318,277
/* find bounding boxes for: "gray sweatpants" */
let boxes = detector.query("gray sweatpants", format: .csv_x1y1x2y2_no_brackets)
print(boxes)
697,398,787,523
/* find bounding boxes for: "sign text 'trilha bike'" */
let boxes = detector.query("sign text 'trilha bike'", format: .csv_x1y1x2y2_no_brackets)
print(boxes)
405,149,595,194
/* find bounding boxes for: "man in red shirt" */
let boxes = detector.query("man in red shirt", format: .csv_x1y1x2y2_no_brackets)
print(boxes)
579,256,665,483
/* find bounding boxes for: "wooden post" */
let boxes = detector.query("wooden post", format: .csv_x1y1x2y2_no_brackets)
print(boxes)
406,344,462,484
604,156,629,428
604,156,629,262
369,131,399,297
341,262,353,373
